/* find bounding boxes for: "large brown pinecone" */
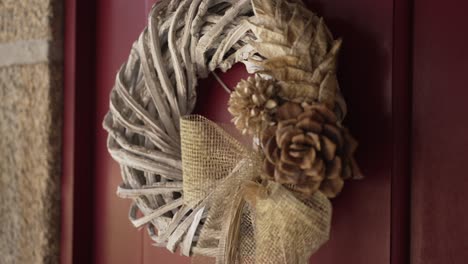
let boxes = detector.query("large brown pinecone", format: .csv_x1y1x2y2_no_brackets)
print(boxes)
261,102,362,198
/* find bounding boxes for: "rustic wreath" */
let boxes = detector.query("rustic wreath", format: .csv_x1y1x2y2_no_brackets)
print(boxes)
103,0,362,263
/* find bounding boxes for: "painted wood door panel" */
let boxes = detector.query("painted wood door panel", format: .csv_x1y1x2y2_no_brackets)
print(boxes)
306,0,395,262
411,0,468,263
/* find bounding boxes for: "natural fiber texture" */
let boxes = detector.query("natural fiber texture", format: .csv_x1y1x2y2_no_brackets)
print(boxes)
180,116,251,207
104,0,358,262
180,116,260,260
180,116,331,263
253,182,331,264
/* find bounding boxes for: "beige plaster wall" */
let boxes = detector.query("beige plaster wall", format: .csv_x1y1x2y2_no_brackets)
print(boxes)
0,1,63,263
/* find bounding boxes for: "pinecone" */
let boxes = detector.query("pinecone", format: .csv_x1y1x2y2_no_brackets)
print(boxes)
228,75,279,135
261,102,362,198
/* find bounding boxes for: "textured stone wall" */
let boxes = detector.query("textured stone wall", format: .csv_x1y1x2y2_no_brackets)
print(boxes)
0,1,62,263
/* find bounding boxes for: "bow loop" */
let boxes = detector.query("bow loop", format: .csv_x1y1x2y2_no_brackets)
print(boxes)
180,115,255,207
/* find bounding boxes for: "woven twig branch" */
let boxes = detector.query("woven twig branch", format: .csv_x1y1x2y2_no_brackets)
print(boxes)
103,0,258,256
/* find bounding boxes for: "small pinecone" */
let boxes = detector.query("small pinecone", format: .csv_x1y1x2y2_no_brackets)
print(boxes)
261,102,362,198
228,75,279,135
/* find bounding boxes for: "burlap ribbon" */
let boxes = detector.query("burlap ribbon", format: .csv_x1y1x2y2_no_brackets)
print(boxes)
180,115,332,264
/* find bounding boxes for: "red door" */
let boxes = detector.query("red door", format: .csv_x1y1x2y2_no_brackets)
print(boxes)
63,0,427,263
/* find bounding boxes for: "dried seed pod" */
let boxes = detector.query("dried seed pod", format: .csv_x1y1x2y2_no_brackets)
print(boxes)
228,74,279,135
248,0,346,117
261,102,362,198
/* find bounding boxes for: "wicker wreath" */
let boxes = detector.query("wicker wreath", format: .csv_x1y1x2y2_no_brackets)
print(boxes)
103,0,362,262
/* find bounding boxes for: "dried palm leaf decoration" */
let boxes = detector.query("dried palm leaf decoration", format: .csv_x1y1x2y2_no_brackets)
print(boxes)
103,0,363,263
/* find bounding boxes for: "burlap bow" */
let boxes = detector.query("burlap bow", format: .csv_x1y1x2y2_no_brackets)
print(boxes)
180,115,332,264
